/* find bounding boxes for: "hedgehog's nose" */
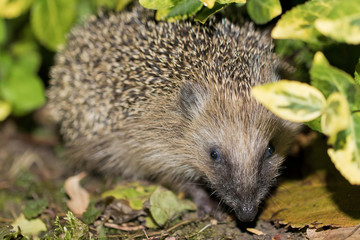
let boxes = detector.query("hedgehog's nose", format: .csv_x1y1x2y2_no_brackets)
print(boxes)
235,204,258,222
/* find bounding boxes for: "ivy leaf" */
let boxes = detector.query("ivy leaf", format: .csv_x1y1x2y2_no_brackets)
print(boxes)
271,0,333,46
251,80,326,122
314,0,360,45
247,0,282,24
30,0,77,51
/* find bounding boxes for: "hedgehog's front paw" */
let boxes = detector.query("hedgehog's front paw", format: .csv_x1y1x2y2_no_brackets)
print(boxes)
185,185,224,220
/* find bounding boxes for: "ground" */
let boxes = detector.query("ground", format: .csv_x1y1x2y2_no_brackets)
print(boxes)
0,113,328,239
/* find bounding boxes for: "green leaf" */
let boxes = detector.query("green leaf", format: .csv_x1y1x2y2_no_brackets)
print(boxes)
82,200,101,225
116,0,133,11
11,214,47,237
0,19,6,45
321,92,351,138
251,80,326,122
0,52,13,82
217,0,245,4
314,0,360,44
23,199,48,219
355,58,360,85
271,0,334,46
247,0,282,24
0,0,33,19
148,186,196,226
310,52,360,110
156,0,203,21
195,2,225,24
102,182,157,210
30,0,77,51
328,113,360,185
305,117,322,133
0,65,45,115
139,0,180,10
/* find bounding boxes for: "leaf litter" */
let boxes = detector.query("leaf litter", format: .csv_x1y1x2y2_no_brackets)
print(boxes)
0,114,359,239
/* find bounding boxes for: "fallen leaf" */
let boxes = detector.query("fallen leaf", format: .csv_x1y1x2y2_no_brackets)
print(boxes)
11,214,46,236
102,181,157,210
148,186,196,226
64,172,90,215
307,225,360,240
260,171,360,228
247,228,266,235
102,198,145,224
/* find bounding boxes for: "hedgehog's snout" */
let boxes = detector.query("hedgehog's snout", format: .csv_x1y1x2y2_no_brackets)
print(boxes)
234,203,258,222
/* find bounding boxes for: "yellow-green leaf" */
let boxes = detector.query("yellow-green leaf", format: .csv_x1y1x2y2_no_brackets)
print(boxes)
310,52,360,110
139,0,180,10
321,92,351,138
217,0,245,4
247,0,281,24
0,0,33,19
115,0,133,11
11,214,46,236
0,100,11,121
271,0,333,45
251,80,326,122
102,182,157,210
314,0,360,44
328,133,360,185
201,0,215,9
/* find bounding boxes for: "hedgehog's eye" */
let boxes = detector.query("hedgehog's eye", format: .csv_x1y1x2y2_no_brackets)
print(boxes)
210,148,221,162
264,144,275,158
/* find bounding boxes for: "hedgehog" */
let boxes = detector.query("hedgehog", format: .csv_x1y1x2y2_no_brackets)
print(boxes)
47,5,300,222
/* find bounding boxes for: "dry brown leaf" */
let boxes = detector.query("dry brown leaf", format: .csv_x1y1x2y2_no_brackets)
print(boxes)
306,225,360,240
246,228,266,235
64,172,90,215
260,171,360,228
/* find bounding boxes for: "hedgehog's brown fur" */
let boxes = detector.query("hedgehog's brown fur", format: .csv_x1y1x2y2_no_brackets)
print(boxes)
48,5,300,222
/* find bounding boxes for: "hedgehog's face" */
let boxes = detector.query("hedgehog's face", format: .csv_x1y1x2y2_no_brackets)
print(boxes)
179,81,299,222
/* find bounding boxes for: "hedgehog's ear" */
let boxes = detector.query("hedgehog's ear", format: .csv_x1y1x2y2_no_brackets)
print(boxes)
179,82,208,118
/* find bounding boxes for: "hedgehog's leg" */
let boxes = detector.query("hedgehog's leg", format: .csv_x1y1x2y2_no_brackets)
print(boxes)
185,185,223,220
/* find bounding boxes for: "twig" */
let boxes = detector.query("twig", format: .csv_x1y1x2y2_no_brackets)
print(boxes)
129,218,199,239
142,228,149,240
198,223,212,233
104,222,145,231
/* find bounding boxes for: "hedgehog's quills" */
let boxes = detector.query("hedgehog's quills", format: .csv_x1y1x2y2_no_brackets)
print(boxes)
47,5,300,222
